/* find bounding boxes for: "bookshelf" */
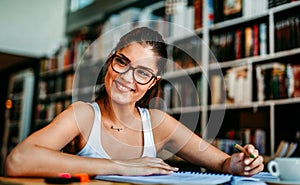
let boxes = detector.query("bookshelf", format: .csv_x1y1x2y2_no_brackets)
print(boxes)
1,69,35,175
205,0,300,157
35,0,300,169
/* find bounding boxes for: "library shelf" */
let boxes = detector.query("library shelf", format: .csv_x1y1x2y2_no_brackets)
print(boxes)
34,0,300,170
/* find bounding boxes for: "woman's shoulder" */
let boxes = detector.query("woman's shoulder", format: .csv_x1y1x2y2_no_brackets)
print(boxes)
148,108,166,117
69,101,95,111
66,101,95,121
67,101,96,132
148,108,178,127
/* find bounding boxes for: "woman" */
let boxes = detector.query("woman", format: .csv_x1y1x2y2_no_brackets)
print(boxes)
5,27,264,177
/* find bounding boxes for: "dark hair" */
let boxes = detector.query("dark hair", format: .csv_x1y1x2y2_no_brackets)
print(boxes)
95,27,167,108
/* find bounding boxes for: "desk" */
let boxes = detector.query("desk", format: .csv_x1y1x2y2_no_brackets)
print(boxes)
0,177,127,185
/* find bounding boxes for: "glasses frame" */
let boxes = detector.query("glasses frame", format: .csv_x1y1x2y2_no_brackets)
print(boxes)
110,54,158,85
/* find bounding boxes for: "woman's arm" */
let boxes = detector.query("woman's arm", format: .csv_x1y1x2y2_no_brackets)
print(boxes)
5,102,177,177
151,109,264,176
4,101,110,177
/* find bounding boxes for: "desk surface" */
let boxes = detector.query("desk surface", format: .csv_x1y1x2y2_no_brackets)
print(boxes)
0,177,127,185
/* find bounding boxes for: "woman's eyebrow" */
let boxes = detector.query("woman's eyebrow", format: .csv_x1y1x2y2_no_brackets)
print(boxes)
117,53,131,63
117,53,156,73
136,65,155,73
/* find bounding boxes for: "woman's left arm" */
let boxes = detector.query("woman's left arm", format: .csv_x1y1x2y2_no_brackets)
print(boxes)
151,110,264,176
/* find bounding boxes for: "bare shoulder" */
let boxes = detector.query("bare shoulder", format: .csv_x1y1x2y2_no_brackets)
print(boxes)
59,101,95,132
69,101,94,112
148,109,179,129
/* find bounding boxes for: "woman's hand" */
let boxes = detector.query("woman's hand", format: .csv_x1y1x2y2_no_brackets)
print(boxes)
113,157,179,176
229,144,264,176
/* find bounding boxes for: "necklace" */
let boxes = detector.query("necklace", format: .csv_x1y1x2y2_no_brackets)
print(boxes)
110,125,124,131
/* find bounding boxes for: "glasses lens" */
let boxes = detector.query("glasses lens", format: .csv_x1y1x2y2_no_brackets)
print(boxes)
112,56,129,73
134,68,153,84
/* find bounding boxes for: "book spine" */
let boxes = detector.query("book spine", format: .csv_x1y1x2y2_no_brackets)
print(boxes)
245,27,253,57
292,65,300,97
235,29,242,59
253,24,259,56
207,0,214,25
259,23,268,56
194,0,203,29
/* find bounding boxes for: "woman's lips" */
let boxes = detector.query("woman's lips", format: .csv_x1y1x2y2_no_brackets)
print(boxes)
114,80,136,92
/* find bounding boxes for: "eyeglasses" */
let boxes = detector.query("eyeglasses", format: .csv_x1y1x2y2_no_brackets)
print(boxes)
111,54,157,85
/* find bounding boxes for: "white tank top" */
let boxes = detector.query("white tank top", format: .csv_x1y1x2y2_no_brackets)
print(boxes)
77,102,156,158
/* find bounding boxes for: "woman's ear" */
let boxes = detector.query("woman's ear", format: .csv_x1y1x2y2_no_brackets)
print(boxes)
148,76,161,90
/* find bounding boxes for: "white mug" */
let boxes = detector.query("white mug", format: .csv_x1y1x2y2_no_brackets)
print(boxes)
268,157,300,181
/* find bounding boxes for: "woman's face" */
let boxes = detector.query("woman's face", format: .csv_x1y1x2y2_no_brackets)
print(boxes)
105,42,160,106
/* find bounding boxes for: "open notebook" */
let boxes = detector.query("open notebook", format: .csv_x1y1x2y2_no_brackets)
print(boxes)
95,171,278,185
95,171,232,184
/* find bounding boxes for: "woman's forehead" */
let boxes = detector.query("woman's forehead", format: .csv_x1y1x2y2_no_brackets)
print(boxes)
118,43,159,66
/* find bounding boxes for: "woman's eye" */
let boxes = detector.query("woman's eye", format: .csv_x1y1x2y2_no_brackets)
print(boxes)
116,58,127,66
137,69,151,78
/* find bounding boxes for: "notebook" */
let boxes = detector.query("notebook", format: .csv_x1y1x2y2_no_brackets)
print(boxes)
231,172,279,185
95,171,232,184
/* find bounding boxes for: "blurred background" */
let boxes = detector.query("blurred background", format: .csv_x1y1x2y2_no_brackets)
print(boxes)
1,0,300,175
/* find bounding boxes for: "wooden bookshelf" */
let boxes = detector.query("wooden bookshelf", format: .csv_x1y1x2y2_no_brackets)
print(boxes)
34,0,300,170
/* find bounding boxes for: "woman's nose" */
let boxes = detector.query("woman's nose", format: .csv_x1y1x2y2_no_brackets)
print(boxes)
120,68,134,83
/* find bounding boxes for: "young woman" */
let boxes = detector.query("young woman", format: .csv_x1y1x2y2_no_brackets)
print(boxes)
5,27,264,177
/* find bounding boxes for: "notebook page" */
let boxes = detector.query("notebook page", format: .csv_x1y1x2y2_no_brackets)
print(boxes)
95,171,232,184
231,172,279,185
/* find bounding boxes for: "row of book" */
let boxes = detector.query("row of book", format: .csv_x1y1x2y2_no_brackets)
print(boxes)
210,62,300,105
39,73,74,99
64,0,202,74
269,140,298,160
163,77,201,109
274,8,300,52
164,61,300,107
39,44,87,74
224,66,251,104
210,22,268,62
210,66,251,105
211,128,267,155
256,63,300,101
168,36,202,72
35,100,71,125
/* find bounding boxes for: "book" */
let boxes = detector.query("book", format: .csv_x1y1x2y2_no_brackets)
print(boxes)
211,74,222,104
259,23,268,56
292,64,300,97
235,29,242,59
244,27,253,57
255,63,287,101
207,0,214,25
194,0,203,29
95,171,232,184
253,24,259,56
225,66,251,104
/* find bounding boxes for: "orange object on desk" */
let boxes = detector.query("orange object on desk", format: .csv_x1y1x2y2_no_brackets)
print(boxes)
74,173,90,182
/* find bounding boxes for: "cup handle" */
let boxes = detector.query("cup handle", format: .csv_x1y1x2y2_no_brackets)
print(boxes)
268,161,280,177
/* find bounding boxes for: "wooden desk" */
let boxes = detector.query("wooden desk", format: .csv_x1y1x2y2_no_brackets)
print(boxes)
0,177,127,185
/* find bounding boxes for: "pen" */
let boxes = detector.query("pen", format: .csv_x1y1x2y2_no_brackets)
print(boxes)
234,143,256,158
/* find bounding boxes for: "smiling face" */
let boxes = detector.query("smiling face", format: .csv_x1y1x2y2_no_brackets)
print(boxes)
105,42,160,107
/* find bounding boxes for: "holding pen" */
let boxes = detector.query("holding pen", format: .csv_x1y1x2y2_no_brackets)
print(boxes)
234,143,256,159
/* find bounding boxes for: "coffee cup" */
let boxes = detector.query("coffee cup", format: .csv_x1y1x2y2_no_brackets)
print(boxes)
267,157,300,181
